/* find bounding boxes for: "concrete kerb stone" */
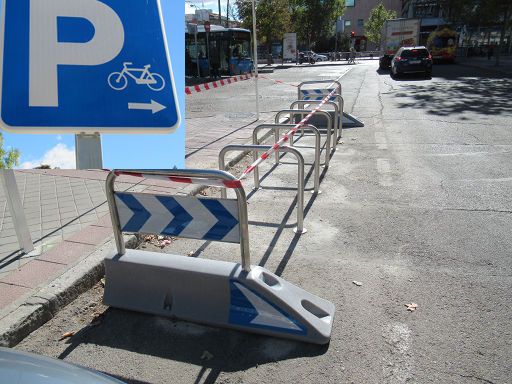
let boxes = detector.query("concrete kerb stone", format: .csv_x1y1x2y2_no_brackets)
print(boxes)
0,236,134,347
0,142,260,347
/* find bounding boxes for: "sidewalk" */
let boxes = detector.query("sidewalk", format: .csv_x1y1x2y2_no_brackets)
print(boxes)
0,81,282,346
457,54,512,76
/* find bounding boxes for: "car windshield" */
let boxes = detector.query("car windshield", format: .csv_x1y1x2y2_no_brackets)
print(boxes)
401,49,429,58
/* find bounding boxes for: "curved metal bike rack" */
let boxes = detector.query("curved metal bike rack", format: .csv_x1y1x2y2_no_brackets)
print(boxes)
290,100,341,146
219,144,307,234
252,124,321,194
274,109,333,168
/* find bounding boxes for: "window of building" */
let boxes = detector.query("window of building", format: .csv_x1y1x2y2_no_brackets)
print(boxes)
357,19,364,27
346,0,355,6
344,20,351,28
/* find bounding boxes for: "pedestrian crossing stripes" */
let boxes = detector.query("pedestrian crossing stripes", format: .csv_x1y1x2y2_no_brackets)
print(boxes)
115,192,240,243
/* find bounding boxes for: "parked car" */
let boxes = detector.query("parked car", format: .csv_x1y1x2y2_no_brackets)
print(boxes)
379,54,393,69
391,46,433,78
0,347,125,383
304,51,327,62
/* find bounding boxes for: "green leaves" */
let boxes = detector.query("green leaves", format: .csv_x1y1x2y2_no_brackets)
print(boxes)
0,132,20,169
364,3,397,45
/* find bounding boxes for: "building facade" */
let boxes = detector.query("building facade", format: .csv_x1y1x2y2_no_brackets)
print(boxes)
341,0,402,51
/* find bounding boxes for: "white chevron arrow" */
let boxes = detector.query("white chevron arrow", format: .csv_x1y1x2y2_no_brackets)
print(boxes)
233,282,303,332
177,198,218,239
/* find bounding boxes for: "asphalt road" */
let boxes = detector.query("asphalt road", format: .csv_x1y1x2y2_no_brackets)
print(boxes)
15,60,512,384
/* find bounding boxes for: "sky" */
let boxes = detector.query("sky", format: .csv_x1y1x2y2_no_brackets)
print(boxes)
0,0,185,169
185,1,220,14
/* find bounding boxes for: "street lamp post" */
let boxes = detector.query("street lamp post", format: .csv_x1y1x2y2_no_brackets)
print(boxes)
252,0,260,120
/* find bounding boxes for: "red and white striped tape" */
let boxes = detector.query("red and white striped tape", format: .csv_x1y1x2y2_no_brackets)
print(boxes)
185,73,252,95
239,85,340,179
113,171,243,189
258,75,299,88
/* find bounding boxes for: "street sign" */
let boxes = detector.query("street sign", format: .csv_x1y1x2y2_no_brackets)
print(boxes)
115,192,240,243
204,21,211,33
0,0,180,133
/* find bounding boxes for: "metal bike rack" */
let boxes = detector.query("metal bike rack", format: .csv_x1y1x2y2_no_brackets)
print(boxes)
252,124,321,194
298,79,342,99
290,100,342,145
219,144,306,234
275,109,333,168
104,169,335,344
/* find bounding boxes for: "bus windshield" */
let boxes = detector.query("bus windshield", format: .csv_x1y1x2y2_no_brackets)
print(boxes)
185,27,253,77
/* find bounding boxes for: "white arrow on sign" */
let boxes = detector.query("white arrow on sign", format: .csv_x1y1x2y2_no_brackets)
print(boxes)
128,100,166,114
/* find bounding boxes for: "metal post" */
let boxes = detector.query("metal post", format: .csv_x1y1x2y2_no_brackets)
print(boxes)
291,99,340,147
252,124,320,194
219,145,306,233
275,109,332,167
107,169,251,272
252,0,260,120
75,132,103,169
206,31,210,77
0,170,34,253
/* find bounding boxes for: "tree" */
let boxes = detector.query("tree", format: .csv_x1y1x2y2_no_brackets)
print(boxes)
440,0,512,65
235,0,292,53
364,3,397,48
0,132,20,169
290,0,345,49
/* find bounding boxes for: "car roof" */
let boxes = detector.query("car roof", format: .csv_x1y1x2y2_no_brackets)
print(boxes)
400,46,428,50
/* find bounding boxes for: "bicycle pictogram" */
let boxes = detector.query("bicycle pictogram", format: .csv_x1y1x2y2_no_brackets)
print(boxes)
108,62,165,91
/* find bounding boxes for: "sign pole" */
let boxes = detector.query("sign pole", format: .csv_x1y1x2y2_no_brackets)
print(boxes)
75,133,103,169
252,0,260,120
0,170,34,253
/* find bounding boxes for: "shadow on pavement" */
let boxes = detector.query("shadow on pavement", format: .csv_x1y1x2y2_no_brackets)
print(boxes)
60,309,328,380
392,64,512,117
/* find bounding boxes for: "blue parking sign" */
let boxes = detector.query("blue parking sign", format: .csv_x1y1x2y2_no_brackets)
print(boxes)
0,0,180,133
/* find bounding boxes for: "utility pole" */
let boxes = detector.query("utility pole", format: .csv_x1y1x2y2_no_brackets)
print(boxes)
218,0,221,24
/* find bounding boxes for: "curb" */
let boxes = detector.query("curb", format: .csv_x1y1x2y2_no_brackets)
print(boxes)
0,139,258,347
0,235,135,347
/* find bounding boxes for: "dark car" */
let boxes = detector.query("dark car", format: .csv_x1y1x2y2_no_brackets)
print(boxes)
379,54,393,69
391,46,432,78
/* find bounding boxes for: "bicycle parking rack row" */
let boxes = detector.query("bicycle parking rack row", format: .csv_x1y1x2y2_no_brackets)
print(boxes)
103,169,334,344
103,79,350,344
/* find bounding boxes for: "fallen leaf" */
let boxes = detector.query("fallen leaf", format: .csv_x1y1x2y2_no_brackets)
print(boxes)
59,331,75,341
100,278,105,287
187,251,195,256
352,281,363,286
405,303,418,312
201,350,214,361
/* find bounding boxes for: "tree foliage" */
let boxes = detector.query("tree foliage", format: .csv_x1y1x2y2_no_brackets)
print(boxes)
235,0,291,51
364,3,397,45
235,0,345,50
0,133,20,169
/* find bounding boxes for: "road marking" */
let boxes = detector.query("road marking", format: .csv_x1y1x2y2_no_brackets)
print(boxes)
382,323,413,383
375,132,388,150
377,158,393,186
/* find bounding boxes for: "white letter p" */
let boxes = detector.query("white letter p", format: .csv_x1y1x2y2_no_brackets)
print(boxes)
29,0,124,107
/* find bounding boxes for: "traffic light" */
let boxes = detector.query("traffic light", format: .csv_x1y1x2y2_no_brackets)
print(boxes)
351,31,355,38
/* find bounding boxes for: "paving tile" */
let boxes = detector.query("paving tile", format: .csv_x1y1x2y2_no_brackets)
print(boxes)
95,214,112,228
37,241,95,265
0,260,66,289
65,225,113,245
0,283,31,309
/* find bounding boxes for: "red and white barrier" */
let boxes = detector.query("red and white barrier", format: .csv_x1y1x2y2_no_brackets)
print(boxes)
113,171,243,189
185,73,252,95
